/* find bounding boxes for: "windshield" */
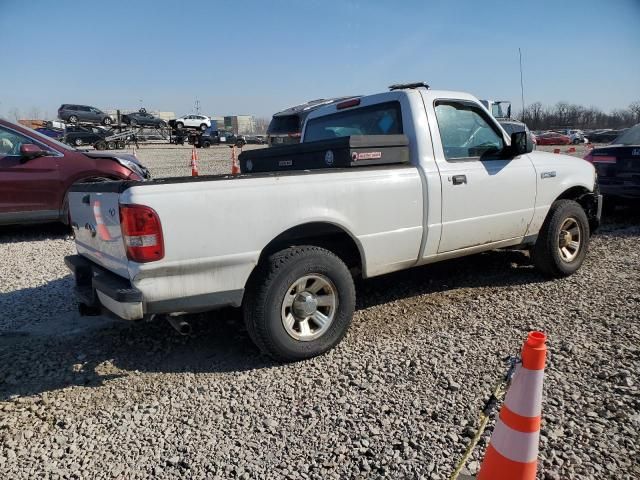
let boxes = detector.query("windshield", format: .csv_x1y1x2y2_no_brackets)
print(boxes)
612,124,640,145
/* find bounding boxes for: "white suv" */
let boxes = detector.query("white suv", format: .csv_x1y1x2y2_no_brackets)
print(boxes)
174,115,211,131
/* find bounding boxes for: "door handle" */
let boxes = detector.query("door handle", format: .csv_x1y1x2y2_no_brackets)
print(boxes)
452,174,467,185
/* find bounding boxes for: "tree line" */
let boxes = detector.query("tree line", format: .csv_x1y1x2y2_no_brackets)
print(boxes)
518,101,640,131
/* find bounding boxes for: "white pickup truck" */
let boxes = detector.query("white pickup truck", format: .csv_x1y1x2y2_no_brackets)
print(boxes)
65,83,601,361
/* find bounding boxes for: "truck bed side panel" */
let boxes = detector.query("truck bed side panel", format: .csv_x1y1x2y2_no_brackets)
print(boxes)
122,167,423,305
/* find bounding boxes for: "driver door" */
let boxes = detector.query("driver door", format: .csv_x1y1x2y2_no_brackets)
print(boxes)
0,125,62,221
431,100,536,253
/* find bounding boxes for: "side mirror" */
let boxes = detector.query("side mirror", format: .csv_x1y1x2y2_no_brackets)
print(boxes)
510,131,533,155
20,144,49,161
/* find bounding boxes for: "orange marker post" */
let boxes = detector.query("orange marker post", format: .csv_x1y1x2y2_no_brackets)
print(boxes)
477,331,547,480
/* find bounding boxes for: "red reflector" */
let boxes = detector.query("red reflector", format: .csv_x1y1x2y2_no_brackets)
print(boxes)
336,98,361,110
288,132,301,138
120,204,164,263
591,155,616,164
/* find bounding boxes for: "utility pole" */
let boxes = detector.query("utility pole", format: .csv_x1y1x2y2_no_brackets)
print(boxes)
519,48,525,121
194,99,201,115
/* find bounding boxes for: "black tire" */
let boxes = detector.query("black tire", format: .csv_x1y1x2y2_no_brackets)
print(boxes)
573,139,580,145
73,138,83,146
117,141,125,149
243,246,356,362
129,118,137,127
95,141,107,150
103,117,112,126
532,200,590,278
202,140,211,148
107,141,116,150
68,115,78,124
176,122,184,130
200,123,207,131
236,140,246,148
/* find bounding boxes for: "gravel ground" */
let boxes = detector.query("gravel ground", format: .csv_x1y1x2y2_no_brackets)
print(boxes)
0,144,638,479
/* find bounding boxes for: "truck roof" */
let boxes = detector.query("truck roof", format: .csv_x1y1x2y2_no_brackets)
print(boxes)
304,88,482,124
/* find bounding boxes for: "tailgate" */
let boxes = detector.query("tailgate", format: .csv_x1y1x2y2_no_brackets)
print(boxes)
69,189,129,278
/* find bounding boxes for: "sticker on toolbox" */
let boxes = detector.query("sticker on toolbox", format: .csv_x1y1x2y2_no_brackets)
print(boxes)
352,151,382,161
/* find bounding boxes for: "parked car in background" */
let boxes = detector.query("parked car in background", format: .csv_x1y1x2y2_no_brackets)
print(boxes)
35,126,64,140
243,135,266,145
587,129,627,143
267,97,355,146
58,104,113,126
64,125,111,147
535,132,572,145
561,129,586,144
122,109,167,128
171,115,211,131
584,123,640,210
0,119,149,226
193,128,245,148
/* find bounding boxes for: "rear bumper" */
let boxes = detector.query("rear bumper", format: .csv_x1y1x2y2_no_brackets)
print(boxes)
65,255,144,320
65,255,245,320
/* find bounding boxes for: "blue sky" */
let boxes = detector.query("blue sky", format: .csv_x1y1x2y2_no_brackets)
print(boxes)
1,0,638,119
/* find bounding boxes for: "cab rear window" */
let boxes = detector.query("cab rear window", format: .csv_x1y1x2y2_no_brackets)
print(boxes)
304,102,403,142
268,115,301,135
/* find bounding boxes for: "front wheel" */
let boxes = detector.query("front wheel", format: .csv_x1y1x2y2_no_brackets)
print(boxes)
243,246,356,362
74,138,83,146
103,117,112,126
532,199,590,277
200,123,207,131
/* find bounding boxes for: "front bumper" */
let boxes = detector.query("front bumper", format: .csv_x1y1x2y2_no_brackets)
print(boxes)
65,255,144,320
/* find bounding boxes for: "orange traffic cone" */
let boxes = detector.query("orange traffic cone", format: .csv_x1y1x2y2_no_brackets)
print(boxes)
231,146,240,175
93,200,112,241
191,147,199,177
477,331,547,480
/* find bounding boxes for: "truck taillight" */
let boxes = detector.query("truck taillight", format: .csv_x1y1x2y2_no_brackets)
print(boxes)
120,204,164,262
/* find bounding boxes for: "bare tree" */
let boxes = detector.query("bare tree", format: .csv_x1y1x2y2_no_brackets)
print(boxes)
8,108,20,122
28,107,41,120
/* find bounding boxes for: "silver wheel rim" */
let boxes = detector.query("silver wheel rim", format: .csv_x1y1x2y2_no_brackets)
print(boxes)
558,217,581,262
281,274,337,342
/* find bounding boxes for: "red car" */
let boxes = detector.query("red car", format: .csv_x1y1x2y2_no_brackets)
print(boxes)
0,119,149,226
535,132,572,145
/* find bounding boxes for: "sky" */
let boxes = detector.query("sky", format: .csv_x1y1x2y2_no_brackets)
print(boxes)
1,0,639,120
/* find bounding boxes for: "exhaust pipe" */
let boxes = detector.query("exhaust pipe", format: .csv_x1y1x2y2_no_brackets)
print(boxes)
167,315,192,336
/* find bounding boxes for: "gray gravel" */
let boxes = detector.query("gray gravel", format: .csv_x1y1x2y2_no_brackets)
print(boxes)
0,146,638,479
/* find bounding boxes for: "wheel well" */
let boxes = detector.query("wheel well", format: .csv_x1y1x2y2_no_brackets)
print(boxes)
259,222,363,276
556,186,588,202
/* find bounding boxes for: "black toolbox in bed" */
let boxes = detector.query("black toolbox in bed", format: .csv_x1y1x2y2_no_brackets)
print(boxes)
238,134,409,173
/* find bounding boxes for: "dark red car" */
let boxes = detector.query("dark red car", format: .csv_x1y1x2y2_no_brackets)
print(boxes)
535,132,572,145
0,119,149,226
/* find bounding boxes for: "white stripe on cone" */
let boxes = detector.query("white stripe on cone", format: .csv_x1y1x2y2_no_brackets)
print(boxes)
489,418,540,463
504,365,544,417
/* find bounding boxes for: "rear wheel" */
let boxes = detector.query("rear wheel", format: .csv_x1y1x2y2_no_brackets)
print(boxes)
103,117,112,126
243,246,355,362
107,141,116,150
200,123,207,131
176,122,184,130
95,141,107,150
202,140,211,148
116,141,125,149
68,115,78,124
74,138,83,146
532,200,590,277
